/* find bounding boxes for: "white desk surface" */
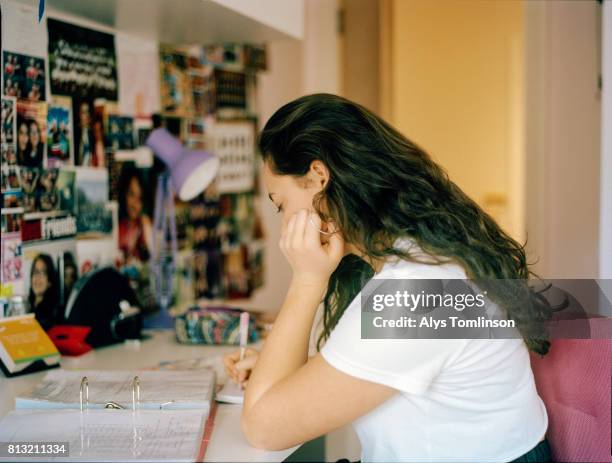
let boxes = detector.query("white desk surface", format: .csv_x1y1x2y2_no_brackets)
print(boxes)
0,329,298,462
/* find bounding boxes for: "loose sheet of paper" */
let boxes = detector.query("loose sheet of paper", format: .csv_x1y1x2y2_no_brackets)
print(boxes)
216,380,244,404
16,369,215,410
0,409,206,462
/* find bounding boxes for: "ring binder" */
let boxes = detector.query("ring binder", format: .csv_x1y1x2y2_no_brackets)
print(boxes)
79,375,141,410
2,368,216,461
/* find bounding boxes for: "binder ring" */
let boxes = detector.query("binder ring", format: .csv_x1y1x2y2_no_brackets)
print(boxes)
80,377,89,411
104,401,124,409
132,376,140,411
78,376,141,411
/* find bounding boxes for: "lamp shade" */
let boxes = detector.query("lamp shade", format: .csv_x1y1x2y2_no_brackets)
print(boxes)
145,128,219,201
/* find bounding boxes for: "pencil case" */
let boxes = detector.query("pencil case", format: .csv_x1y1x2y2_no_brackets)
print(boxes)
174,306,259,345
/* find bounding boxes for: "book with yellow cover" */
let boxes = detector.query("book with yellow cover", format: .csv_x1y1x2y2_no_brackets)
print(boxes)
0,314,60,376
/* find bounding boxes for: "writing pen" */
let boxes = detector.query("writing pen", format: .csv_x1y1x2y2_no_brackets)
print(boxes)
239,311,249,362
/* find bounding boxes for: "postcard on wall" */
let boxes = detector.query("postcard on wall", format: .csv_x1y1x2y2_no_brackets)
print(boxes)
212,121,256,194
214,69,247,110
47,18,118,101
72,167,114,238
72,97,112,167
116,32,161,118
1,165,22,193
16,100,47,168
159,45,194,117
105,115,135,152
18,167,75,215
2,51,46,101
1,96,17,166
134,117,153,149
1,190,23,209
223,244,250,299
76,236,118,278
46,96,73,167
1,0,47,58
1,207,24,296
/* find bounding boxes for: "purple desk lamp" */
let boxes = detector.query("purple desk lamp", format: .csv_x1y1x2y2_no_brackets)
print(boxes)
144,128,219,328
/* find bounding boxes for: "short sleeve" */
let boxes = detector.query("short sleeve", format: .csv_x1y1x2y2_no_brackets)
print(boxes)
320,279,467,396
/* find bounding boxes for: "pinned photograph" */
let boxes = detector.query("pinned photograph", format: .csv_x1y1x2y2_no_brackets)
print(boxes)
73,167,114,238
1,208,24,296
47,19,118,100
47,96,73,167
105,115,134,152
159,45,194,117
1,165,21,192
3,51,46,101
73,97,105,167
1,96,17,166
16,100,47,168
18,167,75,214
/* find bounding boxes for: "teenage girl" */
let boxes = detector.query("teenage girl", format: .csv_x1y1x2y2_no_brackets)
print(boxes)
224,94,551,463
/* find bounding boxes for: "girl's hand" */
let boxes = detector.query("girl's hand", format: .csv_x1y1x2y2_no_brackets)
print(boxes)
223,348,259,389
280,209,344,288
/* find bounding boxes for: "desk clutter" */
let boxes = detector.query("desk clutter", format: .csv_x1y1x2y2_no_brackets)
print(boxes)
0,368,217,461
1,2,267,348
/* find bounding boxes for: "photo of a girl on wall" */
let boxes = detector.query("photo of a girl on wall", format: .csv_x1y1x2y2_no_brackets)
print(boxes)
28,253,61,331
117,165,153,264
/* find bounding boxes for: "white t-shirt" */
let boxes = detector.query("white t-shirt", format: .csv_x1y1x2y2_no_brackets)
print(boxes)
320,238,548,463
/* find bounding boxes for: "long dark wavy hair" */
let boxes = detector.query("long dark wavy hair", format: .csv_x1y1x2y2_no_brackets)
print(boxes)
259,93,550,355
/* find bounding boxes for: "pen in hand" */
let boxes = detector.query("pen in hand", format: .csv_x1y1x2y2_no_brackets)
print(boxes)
239,311,249,388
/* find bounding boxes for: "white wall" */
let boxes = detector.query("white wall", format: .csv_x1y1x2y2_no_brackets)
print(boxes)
524,0,601,279
237,0,341,314
240,41,303,313
601,0,612,279
303,0,341,94
213,0,305,40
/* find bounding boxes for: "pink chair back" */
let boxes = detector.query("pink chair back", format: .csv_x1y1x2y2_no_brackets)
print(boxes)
530,317,612,463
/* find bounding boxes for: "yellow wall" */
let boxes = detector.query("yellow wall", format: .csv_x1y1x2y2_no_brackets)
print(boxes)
387,0,524,239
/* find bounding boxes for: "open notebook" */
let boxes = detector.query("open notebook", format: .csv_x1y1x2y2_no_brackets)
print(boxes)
0,409,207,462
15,369,216,411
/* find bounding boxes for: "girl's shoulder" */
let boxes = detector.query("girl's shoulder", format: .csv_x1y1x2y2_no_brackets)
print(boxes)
379,236,468,280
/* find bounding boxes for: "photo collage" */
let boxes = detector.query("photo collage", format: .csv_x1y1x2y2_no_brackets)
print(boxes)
0,8,267,328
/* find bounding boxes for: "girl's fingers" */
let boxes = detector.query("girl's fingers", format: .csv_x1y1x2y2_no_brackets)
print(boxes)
283,213,297,250
326,225,345,260
304,210,322,249
235,354,257,371
244,347,259,356
238,369,249,382
291,209,308,249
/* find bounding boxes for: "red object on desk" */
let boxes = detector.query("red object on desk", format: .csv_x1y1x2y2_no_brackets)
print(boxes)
47,325,93,356
196,400,218,462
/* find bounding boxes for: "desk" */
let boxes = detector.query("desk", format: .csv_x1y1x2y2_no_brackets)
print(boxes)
0,330,300,462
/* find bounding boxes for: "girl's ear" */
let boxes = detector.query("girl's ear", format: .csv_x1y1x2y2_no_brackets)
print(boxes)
309,160,329,189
